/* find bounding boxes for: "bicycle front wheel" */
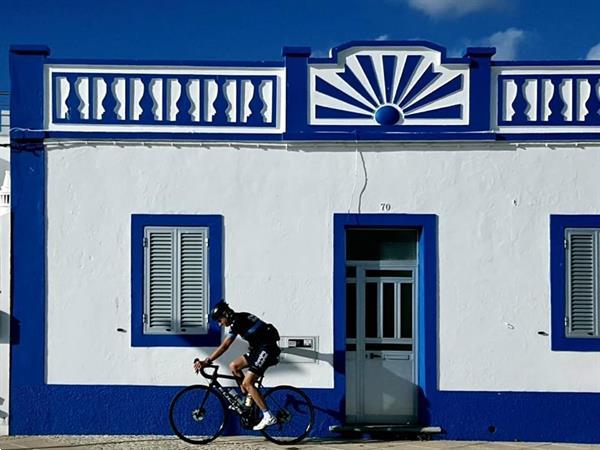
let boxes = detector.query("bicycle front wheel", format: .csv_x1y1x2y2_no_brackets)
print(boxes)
260,385,314,444
169,385,227,445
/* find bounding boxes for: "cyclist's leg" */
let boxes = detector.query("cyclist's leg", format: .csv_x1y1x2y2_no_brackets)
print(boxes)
245,349,281,430
242,347,279,411
242,371,267,410
229,355,249,391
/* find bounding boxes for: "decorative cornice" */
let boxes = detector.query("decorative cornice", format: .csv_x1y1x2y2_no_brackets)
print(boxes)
9,41,600,142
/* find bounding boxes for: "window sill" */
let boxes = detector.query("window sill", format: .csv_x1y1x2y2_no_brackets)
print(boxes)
552,336,600,352
132,327,222,347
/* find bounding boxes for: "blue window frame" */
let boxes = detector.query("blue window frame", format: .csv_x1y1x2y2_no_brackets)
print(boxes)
550,215,600,351
131,214,223,347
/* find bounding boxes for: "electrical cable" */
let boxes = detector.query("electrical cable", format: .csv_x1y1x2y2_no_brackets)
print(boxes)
346,136,360,214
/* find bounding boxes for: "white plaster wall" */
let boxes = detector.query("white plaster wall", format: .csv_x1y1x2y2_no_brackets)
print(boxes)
0,109,9,171
0,206,10,435
46,141,600,392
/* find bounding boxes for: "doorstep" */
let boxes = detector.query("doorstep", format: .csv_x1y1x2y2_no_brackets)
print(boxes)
329,424,443,434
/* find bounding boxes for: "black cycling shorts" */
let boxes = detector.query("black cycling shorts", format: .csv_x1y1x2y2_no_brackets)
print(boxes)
244,345,280,376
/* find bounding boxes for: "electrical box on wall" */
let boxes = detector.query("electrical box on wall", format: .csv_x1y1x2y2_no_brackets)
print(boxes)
279,336,318,363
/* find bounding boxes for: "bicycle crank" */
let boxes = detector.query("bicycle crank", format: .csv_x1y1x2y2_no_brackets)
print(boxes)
240,408,260,429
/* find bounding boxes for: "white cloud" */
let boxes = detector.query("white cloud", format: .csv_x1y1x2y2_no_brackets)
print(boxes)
407,0,502,18
313,35,390,58
462,28,525,60
482,28,525,59
586,43,600,60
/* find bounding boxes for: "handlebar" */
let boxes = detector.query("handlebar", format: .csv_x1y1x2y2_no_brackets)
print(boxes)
193,358,217,378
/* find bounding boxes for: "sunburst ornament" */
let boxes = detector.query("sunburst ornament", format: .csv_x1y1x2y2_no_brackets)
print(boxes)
309,44,470,127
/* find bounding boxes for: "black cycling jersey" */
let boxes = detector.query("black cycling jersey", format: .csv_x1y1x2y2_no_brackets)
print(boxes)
226,312,280,349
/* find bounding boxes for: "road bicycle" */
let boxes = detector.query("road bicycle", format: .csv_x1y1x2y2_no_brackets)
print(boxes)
169,363,315,445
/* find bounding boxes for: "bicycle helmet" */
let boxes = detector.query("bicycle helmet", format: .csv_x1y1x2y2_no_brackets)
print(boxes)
210,300,233,321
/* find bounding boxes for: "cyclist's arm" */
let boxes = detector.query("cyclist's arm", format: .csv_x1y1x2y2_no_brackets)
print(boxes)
205,336,235,364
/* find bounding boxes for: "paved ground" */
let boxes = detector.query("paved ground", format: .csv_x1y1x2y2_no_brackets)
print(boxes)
0,436,599,450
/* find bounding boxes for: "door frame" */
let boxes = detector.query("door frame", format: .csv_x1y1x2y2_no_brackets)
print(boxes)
333,213,438,425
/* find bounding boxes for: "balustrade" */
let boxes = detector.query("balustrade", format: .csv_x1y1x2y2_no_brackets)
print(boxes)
497,73,600,127
50,70,280,130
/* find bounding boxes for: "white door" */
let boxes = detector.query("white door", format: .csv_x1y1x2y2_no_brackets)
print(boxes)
345,262,417,424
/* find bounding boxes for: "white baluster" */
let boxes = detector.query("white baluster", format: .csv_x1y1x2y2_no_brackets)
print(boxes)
240,80,254,123
502,79,517,121
113,78,126,120
55,76,70,119
187,79,200,122
224,80,237,123
523,79,537,121
93,78,106,120
540,79,554,122
204,79,218,122
129,78,144,121
166,79,181,122
150,79,163,121
260,80,273,123
76,77,90,120
577,79,591,121
559,79,573,121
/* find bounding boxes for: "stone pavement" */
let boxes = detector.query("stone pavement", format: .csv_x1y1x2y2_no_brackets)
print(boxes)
0,436,599,450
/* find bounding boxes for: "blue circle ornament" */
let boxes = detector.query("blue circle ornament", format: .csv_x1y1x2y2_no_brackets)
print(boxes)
374,105,401,126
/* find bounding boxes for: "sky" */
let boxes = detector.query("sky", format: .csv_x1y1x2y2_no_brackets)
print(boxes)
1,0,600,107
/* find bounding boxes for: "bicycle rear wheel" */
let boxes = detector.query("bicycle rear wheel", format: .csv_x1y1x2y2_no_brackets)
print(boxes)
169,385,228,444
260,385,314,444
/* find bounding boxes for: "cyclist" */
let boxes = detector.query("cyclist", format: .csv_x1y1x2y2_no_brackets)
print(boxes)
194,300,281,431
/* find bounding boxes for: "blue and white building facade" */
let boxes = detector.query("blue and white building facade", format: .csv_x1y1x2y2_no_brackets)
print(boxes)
9,42,600,443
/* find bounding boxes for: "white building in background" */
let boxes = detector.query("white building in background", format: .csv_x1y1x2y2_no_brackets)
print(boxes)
8,42,600,444
0,93,10,436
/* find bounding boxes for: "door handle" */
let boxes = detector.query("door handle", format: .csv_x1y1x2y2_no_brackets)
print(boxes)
367,353,381,359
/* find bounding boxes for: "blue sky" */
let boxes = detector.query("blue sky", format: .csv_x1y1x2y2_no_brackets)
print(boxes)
1,0,599,106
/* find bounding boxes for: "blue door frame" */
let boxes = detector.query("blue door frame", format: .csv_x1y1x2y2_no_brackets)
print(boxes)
333,213,438,424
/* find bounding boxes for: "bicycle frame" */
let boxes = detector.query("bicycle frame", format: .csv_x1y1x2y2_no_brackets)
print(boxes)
199,365,260,417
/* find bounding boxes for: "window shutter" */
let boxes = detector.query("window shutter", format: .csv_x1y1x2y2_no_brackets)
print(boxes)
178,229,208,333
145,228,175,333
566,230,598,337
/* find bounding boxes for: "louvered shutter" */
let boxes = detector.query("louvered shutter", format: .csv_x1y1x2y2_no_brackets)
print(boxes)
144,226,209,335
177,229,208,334
145,228,175,333
566,229,599,337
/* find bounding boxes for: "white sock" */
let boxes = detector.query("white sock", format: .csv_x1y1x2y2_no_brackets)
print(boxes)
263,410,273,419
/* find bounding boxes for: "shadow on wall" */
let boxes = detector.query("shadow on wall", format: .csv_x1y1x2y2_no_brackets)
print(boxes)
0,311,10,344
0,397,6,421
1,313,18,345
0,160,8,185
267,347,343,376
281,347,332,364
